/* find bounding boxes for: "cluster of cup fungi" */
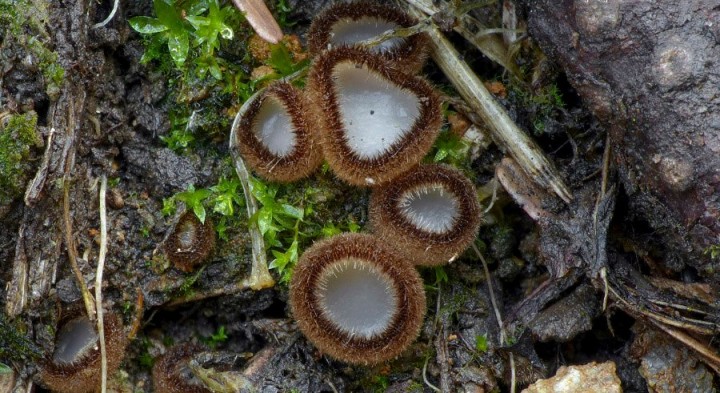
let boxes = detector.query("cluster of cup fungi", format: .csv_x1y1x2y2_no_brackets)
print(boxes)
236,2,483,365
37,2,485,392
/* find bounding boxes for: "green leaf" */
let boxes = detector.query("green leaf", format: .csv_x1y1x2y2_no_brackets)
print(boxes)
176,187,212,206
434,148,449,162
266,44,295,75
153,0,183,32
280,204,304,220
186,15,210,30
161,197,177,216
475,334,488,353
212,193,234,216
257,208,274,235
186,0,209,16
0,363,11,374
167,30,190,67
434,266,449,285
129,16,168,34
193,203,207,224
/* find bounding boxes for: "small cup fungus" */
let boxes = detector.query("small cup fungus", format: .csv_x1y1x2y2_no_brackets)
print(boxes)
152,344,211,393
369,164,482,266
289,233,426,365
308,1,429,71
163,211,216,273
39,312,127,393
234,81,323,182
308,46,441,186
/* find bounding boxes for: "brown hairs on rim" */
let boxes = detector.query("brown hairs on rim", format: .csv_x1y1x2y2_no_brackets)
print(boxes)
234,81,323,182
39,312,127,393
307,1,429,72
289,233,426,365
369,164,482,266
163,211,216,273
152,344,211,393
307,46,441,187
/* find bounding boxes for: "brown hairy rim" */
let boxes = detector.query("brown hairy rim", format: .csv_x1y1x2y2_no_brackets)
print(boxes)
152,344,211,393
234,81,323,182
307,46,441,187
289,233,426,365
163,211,216,273
369,164,482,266
308,1,429,72
39,312,127,393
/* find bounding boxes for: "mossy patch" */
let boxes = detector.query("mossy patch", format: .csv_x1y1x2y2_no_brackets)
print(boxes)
0,112,40,206
0,0,64,100
0,313,42,365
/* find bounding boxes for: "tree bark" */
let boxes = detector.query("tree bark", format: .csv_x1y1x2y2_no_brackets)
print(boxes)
525,0,720,280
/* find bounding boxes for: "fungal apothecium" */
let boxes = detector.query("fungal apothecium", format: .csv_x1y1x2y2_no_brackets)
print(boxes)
369,164,482,266
39,310,127,393
234,81,323,183
308,45,441,186
308,1,429,72
163,210,216,273
152,344,212,393
289,233,426,365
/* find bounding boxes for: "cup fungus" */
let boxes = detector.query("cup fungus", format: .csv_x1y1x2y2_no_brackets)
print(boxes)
308,46,441,186
39,312,127,393
152,344,211,393
163,211,216,273
289,233,426,365
369,164,482,266
308,1,429,71
234,81,323,182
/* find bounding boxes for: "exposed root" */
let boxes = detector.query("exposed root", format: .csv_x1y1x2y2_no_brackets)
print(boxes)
92,0,120,29
473,243,516,393
96,175,108,393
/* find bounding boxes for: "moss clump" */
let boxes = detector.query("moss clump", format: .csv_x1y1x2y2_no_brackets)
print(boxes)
0,112,40,205
0,312,42,364
0,0,64,100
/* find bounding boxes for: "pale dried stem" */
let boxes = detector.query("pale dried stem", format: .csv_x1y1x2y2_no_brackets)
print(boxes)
358,18,431,48
92,0,119,29
407,3,572,203
649,319,720,374
232,0,283,44
405,0,523,79
423,355,441,392
96,175,108,393
230,90,275,291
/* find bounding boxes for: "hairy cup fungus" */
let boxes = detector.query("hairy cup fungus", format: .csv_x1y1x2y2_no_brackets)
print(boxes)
308,1,429,71
369,164,481,266
289,233,426,365
163,211,216,272
39,312,127,393
234,81,323,182
308,46,441,186
152,344,211,393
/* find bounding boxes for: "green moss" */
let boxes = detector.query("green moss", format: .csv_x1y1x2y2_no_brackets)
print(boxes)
1,0,64,100
0,112,40,206
0,313,42,364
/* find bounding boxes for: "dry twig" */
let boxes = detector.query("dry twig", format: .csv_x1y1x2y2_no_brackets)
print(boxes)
231,0,283,43
406,4,572,203
96,175,108,393
229,90,275,291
